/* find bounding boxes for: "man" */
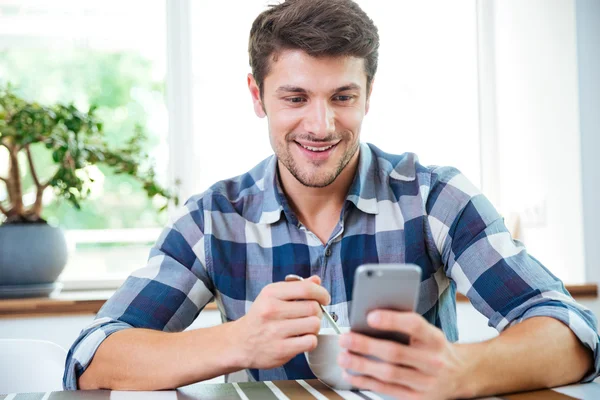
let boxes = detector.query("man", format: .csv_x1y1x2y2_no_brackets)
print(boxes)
65,0,599,398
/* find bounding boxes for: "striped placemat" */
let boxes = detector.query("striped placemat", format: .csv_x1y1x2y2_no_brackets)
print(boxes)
181,380,583,399
0,379,590,399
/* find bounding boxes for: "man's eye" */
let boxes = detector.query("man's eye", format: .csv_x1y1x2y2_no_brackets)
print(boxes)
334,95,354,102
286,97,306,103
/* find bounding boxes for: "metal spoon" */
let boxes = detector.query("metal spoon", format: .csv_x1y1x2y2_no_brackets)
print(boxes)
284,274,342,334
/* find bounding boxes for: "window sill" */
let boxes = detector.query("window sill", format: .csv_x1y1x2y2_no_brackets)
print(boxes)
0,290,218,319
0,284,596,319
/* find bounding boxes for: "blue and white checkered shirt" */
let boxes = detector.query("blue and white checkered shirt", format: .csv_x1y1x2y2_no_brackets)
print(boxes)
64,143,600,389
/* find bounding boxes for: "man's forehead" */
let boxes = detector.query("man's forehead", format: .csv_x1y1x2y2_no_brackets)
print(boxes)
263,49,368,92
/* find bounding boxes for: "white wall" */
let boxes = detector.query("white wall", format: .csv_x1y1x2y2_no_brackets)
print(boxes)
575,0,600,286
0,310,226,384
457,298,600,343
0,315,95,351
490,0,585,283
0,311,223,351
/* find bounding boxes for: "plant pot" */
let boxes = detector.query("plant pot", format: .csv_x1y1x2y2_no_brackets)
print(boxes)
0,223,68,297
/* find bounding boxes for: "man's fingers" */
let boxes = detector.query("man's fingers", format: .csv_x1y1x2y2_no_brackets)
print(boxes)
284,334,319,356
266,280,330,305
338,350,435,392
368,311,446,349
339,332,443,375
341,370,417,399
277,300,323,319
276,315,322,338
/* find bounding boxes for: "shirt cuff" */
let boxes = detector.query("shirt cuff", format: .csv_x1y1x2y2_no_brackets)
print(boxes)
63,319,134,390
515,304,599,382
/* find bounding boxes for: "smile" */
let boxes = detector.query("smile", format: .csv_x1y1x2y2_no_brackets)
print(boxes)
294,141,339,162
299,143,335,152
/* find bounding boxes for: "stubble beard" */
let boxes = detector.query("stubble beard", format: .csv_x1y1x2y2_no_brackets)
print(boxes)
277,137,360,188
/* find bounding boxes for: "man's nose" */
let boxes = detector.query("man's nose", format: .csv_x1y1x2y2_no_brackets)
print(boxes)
303,99,335,138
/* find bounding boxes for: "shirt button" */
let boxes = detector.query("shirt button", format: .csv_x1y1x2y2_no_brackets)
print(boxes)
325,247,332,257
330,312,338,322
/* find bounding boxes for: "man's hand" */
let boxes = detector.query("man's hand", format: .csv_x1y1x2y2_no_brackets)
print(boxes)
235,275,331,370
338,311,468,400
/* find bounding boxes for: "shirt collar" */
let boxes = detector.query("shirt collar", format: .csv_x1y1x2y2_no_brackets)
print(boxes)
346,143,418,214
345,143,379,215
256,156,285,225
255,142,418,224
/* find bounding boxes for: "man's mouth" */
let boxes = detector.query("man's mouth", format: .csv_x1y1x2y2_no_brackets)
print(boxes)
298,143,335,152
294,141,339,153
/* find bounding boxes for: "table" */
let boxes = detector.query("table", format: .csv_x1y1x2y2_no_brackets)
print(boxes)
2,379,600,399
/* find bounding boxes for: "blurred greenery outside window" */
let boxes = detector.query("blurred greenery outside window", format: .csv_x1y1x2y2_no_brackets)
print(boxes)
0,1,168,285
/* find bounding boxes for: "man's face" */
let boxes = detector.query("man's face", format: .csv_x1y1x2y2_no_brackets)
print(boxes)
249,49,371,188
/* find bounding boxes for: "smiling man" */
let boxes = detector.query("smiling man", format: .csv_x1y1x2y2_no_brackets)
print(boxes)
65,0,599,398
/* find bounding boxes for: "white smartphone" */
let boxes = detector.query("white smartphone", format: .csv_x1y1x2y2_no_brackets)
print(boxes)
349,263,421,344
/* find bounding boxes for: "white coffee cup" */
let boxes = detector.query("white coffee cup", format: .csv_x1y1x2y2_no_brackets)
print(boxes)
304,327,355,390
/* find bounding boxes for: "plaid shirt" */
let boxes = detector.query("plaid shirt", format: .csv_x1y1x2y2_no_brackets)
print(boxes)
64,143,600,389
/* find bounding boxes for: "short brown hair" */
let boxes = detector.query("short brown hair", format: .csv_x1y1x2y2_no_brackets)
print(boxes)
248,0,379,97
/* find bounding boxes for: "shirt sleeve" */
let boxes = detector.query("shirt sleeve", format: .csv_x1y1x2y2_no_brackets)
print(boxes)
63,199,215,389
426,166,600,382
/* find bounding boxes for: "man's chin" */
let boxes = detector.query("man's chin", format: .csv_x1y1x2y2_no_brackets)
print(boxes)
291,169,339,188
278,153,345,188
297,179,336,188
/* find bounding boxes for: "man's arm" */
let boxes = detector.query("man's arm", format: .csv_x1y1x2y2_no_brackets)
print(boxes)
338,312,592,399
66,195,330,390
456,316,592,398
79,321,245,390
338,166,598,399
78,276,329,390
428,165,600,384
64,204,217,389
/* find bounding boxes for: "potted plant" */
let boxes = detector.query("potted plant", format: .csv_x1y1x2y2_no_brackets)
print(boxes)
0,85,175,296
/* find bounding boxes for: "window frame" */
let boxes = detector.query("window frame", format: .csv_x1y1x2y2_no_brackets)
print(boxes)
56,0,194,290
165,0,196,203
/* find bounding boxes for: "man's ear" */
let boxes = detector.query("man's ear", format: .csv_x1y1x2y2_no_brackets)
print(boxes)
365,78,375,115
248,73,266,118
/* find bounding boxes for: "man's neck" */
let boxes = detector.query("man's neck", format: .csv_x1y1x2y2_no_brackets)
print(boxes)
277,149,360,242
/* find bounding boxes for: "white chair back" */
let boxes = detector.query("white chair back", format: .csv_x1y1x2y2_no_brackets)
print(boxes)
0,339,67,393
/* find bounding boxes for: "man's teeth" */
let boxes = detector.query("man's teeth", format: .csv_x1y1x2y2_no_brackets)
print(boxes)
301,144,334,152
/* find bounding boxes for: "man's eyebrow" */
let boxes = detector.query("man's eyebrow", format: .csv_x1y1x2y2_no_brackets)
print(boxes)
275,85,310,94
334,83,361,92
275,83,362,95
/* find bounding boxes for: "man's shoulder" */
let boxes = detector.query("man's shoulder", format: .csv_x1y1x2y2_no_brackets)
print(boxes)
366,143,468,184
364,144,477,213
365,143,433,184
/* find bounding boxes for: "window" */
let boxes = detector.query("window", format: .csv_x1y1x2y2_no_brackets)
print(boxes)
0,0,168,285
